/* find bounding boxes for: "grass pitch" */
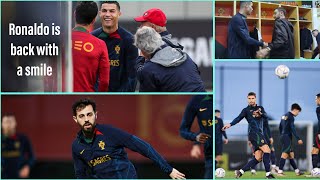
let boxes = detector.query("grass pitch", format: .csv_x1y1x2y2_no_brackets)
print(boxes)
217,170,318,179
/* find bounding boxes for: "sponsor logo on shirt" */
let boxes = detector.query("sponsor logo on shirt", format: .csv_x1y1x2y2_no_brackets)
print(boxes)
88,154,112,167
73,41,94,53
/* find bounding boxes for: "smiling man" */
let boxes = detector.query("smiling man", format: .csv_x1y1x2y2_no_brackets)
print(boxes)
92,1,138,92
71,98,185,179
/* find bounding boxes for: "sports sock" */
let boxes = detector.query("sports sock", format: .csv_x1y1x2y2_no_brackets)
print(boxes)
242,158,260,172
279,158,286,170
270,150,276,165
263,153,271,172
289,158,297,170
312,154,319,168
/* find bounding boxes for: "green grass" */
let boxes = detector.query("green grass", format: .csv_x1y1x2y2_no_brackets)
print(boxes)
218,170,318,179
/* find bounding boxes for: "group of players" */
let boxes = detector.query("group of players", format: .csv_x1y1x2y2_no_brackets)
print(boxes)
215,92,320,178
72,1,205,92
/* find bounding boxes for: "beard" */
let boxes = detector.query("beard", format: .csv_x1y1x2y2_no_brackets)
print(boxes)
80,122,96,134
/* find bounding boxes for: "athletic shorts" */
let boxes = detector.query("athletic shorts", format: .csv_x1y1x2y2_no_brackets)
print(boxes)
248,131,267,152
280,134,293,153
313,133,320,149
215,142,223,156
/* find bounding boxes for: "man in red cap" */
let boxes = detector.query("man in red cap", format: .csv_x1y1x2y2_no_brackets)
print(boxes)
134,8,182,49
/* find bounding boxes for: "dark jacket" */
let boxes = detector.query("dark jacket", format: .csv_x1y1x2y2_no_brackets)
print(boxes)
269,18,295,59
227,13,263,58
72,124,173,178
2,133,35,178
91,27,138,92
136,45,205,92
300,28,313,50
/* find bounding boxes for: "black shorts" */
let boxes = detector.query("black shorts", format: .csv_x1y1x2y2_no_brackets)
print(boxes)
248,131,267,152
280,134,293,153
215,142,223,156
313,133,320,149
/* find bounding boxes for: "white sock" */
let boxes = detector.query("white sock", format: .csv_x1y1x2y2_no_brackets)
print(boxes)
240,169,245,174
266,172,271,176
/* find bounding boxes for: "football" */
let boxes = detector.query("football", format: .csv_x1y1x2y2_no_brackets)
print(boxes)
215,168,226,178
275,65,290,79
311,168,320,177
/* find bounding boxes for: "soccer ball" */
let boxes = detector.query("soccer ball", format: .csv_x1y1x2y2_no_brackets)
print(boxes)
215,168,226,178
275,65,290,79
311,168,320,177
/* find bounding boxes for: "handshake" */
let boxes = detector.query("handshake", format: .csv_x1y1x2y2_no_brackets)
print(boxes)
256,42,270,59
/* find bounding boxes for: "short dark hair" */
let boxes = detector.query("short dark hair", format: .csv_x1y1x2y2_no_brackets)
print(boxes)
75,1,98,25
316,93,320,98
313,29,319,33
248,92,256,97
240,1,252,8
102,1,120,11
276,7,286,16
215,109,221,113
291,103,301,111
72,98,96,116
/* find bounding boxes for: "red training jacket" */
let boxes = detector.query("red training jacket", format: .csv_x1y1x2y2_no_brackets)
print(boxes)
72,27,110,92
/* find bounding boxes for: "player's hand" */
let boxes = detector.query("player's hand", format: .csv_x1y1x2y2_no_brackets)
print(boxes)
222,123,231,131
256,48,269,58
270,138,274,145
190,144,201,159
19,165,30,178
317,134,320,140
263,42,268,48
224,139,229,144
298,140,303,145
196,133,211,143
169,168,186,179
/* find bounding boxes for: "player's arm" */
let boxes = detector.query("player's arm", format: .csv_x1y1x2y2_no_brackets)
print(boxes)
120,38,138,92
19,135,35,178
179,96,197,141
268,20,288,50
72,146,92,179
179,96,210,143
289,118,301,142
220,119,228,142
22,135,35,167
231,16,264,46
223,108,246,130
98,40,110,92
109,126,185,179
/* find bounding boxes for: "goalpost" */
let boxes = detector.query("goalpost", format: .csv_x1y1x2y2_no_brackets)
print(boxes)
222,120,314,171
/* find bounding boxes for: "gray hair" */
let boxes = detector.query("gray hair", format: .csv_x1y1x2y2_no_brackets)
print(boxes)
134,26,164,55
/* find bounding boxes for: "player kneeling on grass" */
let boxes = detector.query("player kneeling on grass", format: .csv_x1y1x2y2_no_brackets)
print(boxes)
277,103,304,176
71,98,185,179
134,26,205,92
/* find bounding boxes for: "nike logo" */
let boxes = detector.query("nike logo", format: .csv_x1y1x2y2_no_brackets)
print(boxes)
199,108,207,112
80,149,85,154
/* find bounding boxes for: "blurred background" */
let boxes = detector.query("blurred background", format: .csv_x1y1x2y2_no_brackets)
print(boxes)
215,61,320,171
2,95,209,178
1,1,213,92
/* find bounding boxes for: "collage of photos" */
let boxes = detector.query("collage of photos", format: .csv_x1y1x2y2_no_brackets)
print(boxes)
1,0,319,180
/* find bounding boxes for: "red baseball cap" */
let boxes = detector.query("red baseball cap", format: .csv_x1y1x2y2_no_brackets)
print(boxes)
134,8,167,27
